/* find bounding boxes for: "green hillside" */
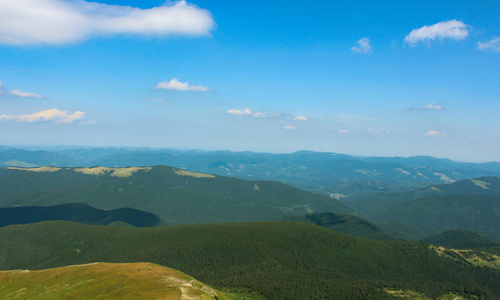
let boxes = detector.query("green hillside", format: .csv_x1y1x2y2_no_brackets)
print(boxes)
426,177,500,195
0,262,233,300
281,212,394,241
0,203,160,228
348,176,500,213
0,221,498,299
0,166,351,224
372,195,500,238
422,230,498,249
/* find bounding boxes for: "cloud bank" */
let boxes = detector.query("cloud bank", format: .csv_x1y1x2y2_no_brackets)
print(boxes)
0,0,215,45
405,20,469,46
156,78,209,92
477,37,500,52
351,37,371,54
0,108,84,123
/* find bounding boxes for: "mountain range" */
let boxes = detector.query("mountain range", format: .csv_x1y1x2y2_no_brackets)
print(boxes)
2,147,500,197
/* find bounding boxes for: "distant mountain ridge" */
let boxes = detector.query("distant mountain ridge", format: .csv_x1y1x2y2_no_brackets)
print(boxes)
2,147,500,197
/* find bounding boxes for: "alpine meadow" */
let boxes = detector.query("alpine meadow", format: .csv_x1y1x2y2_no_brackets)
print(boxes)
0,0,499,299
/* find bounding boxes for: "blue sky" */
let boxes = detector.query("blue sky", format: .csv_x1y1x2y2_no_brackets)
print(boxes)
0,0,499,162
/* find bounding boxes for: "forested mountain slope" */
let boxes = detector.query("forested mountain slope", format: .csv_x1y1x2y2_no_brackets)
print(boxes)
0,166,351,224
0,221,498,299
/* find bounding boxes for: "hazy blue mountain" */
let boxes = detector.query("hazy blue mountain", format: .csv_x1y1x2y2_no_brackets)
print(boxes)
3,147,500,197
0,149,77,167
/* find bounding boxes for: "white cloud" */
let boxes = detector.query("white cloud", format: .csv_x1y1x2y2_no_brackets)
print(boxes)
0,0,215,45
407,103,444,111
338,129,349,133
81,119,97,125
0,80,3,88
9,89,43,98
477,37,500,52
351,37,371,54
405,20,469,46
424,103,444,111
226,109,252,116
288,115,307,121
337,114,373,126
425,130,443,137
253,112,279,118
0,108,84,123
156,78,209,92
283,125,296,130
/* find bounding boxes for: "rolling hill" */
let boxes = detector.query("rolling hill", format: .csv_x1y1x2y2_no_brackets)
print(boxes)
422,229,499,249
344,177,500,239
280,212,394,241
0,203,160,228
0,166,351,224
0,262,233,300
372,195,500,238
0,221,498,299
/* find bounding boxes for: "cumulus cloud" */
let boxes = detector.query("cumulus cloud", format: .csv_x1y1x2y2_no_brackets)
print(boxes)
0,0,215,45
0,108,84,123
156,78,209,92
283,125,296,130
406,103,444,111
477,37,500,52
338,129,349,133
226,109,252,116
288,115,307,121
9,89,43,98
351,37,371,54
425,130,443,137
405,20,469,46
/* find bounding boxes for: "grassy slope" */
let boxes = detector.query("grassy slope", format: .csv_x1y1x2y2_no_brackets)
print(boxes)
0,262,232,299
0,221,499,299
0,166,351,224
280,212,394,241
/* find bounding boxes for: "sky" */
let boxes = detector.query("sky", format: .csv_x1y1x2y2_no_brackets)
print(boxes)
0,0,499,162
